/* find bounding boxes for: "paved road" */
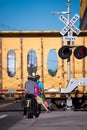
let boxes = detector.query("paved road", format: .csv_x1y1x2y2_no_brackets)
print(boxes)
0,100,87,130
8,111,87,130
0,111,23,130
0,100,23,112
0,100,23,130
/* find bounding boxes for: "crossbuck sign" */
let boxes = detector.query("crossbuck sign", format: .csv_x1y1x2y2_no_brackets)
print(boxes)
59,14,80,41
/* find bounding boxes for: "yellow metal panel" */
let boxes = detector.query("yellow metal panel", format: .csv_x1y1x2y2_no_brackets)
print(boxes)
22,37,42,85
43,37,66,89
2,38,21,90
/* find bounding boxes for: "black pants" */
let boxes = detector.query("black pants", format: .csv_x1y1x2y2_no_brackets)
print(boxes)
25,94,37,117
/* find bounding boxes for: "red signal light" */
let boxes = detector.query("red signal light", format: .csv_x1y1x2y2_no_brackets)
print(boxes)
79,49,85,55
74,46,87,59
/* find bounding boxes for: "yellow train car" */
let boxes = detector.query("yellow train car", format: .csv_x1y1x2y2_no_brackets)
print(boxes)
0,31,87,109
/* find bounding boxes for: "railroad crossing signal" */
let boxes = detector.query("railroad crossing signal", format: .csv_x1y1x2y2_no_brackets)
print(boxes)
58,45,87,59
59,14,80,41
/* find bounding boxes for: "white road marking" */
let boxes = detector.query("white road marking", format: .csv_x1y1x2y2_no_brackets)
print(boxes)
0,115,8,119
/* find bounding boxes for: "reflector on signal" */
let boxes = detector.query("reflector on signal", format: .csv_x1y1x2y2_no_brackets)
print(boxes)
74,46,87,59
58,46,72,59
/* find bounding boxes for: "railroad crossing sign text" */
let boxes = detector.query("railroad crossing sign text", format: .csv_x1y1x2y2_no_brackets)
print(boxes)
59,14,80,36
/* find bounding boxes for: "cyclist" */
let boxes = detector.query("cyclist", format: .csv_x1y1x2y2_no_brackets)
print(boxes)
24,75,37,118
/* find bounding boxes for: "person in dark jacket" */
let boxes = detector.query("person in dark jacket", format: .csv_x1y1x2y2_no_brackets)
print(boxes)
24,75,37,118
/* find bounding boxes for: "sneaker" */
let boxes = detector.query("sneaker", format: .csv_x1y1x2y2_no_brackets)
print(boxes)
23,115,26,118
33,115,36,119
47,110,51,113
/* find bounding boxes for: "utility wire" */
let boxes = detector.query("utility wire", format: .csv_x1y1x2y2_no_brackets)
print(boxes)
0,24,17,31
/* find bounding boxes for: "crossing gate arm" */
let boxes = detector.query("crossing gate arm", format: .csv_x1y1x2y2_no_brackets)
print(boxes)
60,78,87,94
78,78,87,86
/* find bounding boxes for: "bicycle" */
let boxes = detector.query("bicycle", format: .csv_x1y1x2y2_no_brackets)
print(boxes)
26,98,33,118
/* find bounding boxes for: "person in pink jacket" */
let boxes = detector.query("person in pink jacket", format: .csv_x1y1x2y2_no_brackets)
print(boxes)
34,82,49,112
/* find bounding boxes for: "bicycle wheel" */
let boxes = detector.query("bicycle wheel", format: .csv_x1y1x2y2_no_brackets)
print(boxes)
26,99,32,118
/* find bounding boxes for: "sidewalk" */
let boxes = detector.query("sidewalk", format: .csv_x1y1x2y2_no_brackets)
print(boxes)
9,111,87,130
9,112,47,130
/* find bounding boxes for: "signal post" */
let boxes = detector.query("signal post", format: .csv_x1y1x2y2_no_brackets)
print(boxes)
52,0,82,109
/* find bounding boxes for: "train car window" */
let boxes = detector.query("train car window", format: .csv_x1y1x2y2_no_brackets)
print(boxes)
7,49,16,77
47,49,58,76
27,49,38,75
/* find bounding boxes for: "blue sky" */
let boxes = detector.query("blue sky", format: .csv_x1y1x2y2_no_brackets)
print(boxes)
0,0,80,31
